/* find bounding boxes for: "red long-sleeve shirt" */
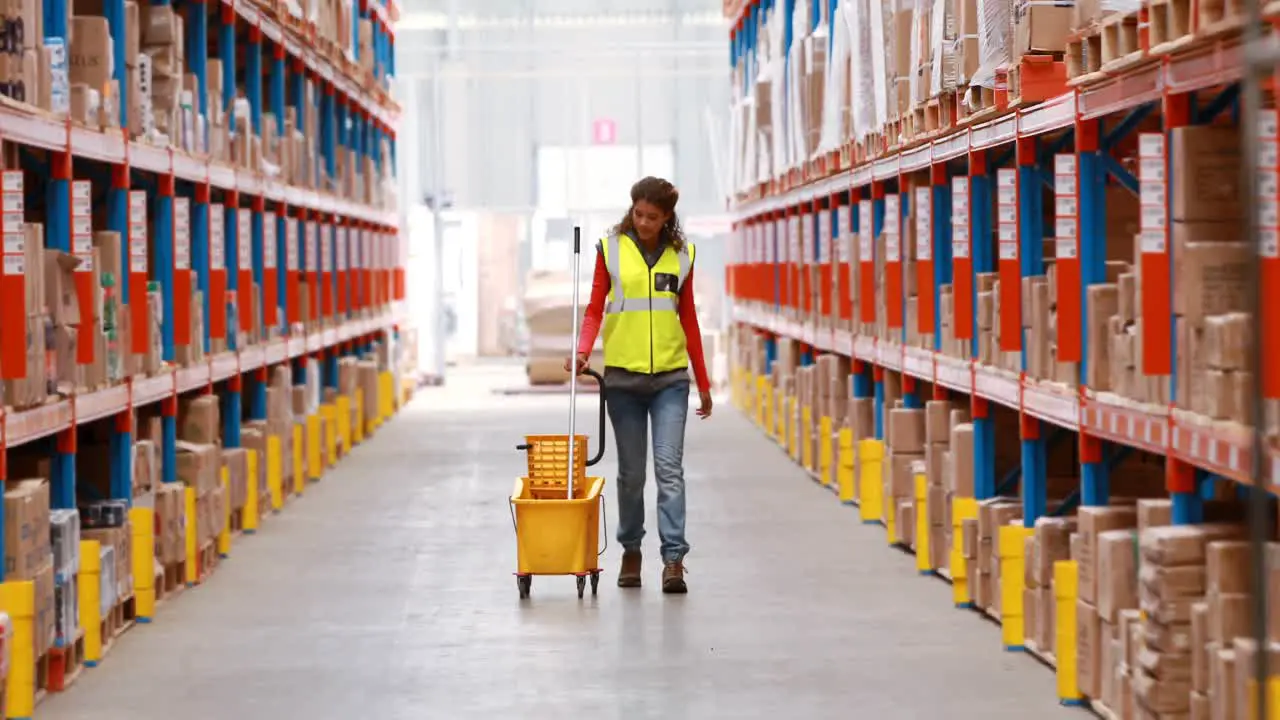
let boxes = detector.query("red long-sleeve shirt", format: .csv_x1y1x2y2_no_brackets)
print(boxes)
576,251,711,393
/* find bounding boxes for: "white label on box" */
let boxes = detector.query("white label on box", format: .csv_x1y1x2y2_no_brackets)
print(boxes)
264,221,277,269
1139,133,1165,158
1140,182,1166,207
1260,198,1280,228
998,222,1017,244
1,171,22,192
817,211,830,264
306,223,318,272
1055,197,1078,217
886,233,900,262
1138,157,1166,182
1261,228,1280,259
3,233,23,254
1258,169,1279,200
1056,236,1078,259
884,195,899,229
73,197,91,217
952,223,970,259
76,252,94,271
1259,141,1280,170
73,217,93,237
2,194,22,213
1056,217,1078,239
997,186,1016,207
1055,173,1076,196
997,168,1017,189
337,228,347,271
321,227,332,272
286,222,299,271
174,198,190,270
997,205,1017,225
2,214,20,236
1140,205,1166,231
1054,154,1076,175
130,255,147,273
1140,229,1166,253
73,234,91,254
211,210,225,270
999,238,1018,261
238,209,252,268
129,190,147,219
71,180,90,201
3,255,23,275
838,205,851,238
952,177,969,213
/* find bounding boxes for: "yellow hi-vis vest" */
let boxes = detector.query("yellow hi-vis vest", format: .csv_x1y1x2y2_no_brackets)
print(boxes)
598,233,696,375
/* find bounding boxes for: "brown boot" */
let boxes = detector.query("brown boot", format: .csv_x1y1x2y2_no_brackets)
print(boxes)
661,560,687,594
617,550,642,588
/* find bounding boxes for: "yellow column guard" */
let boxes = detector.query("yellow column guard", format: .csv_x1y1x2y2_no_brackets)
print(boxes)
244,448,260,532
128,508,156,622
217,467,232,557
857,439,883,523
77,541,102,667
914,468,931,573
1054,560,1083,706
267,435,284,511
998,525,1033,651
184,487,198,587
951,497,978,608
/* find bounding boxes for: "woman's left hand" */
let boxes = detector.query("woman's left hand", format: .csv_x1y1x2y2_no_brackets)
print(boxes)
696,391,713,419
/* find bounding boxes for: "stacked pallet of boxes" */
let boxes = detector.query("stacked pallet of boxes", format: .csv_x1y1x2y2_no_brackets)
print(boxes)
177,395,228,574
886,405,923,548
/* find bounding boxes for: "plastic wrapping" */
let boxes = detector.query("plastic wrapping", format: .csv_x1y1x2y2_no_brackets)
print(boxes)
973,0,1011,89
843,0,871,142
930,0,959,96
1074,0,1141,31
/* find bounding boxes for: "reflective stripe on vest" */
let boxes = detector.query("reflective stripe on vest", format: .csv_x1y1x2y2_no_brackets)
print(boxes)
597,233,696,375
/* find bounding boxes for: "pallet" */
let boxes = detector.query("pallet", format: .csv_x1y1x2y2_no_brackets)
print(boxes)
45,631,85,692
923,92,956,136
1024,638,1058,669
1100,11,1146,72
197,540,219,582
1066,27,1105,86
959,84,1000,125
229,507,245,534
160,559,187,598
1149,0,1243,54
115,593,136,638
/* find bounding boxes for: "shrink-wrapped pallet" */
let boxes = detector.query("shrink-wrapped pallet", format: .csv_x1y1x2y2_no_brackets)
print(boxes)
972,0,1012,90
1073,0,1141,32
841,0,880,142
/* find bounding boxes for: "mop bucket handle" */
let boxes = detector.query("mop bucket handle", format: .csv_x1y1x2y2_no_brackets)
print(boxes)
513,367,607,467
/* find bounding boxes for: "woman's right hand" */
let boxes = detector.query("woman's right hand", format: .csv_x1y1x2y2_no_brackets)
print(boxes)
563,353,590,374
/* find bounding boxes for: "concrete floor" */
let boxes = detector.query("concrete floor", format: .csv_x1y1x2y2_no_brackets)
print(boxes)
41,363,1079,720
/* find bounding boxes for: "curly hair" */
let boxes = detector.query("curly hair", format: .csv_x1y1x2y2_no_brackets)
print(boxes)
610,176,686,252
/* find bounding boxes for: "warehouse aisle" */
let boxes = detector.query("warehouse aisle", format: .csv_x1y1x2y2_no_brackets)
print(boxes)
41,363,1076,720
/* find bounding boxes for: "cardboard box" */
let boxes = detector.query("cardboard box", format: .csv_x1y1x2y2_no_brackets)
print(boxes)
175,441,219,495
1078,505,1137,605
1170,125,1241,223
1077,599,1102,699
5,479,51,580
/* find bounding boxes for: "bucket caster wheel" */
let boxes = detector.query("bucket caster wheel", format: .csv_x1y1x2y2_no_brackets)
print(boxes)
517,575,532,599
590,571,600,596
576,575,586,599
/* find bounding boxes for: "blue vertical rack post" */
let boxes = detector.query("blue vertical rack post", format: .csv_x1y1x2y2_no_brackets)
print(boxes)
969,150,995,500
157,174,175,364
1017,138,1047,526
1077,119,1109,507
48,146,76,509
190,0,208,147
195,181,212,354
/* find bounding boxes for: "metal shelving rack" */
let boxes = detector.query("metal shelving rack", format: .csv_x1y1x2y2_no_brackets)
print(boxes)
726,0,1276,711
0,0,404,708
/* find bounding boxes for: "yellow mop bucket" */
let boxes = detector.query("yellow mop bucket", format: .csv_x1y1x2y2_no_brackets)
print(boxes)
510,228,608,600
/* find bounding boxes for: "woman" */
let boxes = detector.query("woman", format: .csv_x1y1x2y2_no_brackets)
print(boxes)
565,176,712,595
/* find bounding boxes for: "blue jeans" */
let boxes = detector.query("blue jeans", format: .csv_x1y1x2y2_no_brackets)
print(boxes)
605,380,691,563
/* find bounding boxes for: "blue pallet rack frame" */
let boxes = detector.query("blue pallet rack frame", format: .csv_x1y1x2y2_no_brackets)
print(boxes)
0,0,402,599
726,5,1271,530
